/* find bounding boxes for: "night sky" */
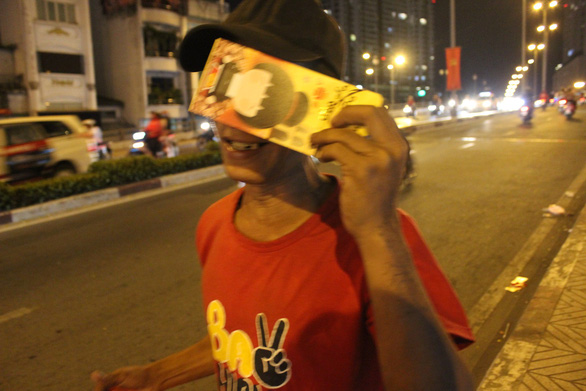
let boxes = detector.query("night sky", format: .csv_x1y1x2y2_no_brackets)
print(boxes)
226,0,564,97
433,0,564,97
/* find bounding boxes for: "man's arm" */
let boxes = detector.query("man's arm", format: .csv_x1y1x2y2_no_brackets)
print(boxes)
311,105,474,390
354,218,473,390
92,336,215,391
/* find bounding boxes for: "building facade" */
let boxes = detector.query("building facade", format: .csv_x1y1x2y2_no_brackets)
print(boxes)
322,0,435,105
552,0,586,92
0,0,97,116
89,0,226,130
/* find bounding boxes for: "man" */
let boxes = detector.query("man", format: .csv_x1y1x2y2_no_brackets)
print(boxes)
92,0,474,390
144,111,164,157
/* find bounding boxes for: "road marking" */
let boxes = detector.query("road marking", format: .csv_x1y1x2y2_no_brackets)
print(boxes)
0,307,36,324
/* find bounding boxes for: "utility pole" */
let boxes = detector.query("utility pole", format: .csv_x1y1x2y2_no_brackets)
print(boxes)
522,0,527,95
449,0,457,116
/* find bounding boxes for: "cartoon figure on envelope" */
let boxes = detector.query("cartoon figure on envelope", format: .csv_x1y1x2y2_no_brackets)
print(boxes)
202,59,308,129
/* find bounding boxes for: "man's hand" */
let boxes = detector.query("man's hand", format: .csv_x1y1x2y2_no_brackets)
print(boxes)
91,366,156,391
311,105,408,237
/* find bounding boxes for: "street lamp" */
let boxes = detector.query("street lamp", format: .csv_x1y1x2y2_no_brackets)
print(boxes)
387,55,406,105
363,52,379,93
533,1,559,94
528,43,545,98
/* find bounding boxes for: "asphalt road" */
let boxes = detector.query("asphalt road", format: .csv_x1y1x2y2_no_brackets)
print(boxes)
1,108,585,390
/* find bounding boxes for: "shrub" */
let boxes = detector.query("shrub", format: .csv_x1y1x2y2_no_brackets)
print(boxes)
0,145,222,212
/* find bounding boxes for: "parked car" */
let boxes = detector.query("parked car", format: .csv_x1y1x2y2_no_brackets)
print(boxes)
0,115,96,184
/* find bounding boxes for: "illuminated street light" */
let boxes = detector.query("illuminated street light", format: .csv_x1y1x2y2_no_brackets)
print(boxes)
365,68,374,75
516,66,523,72
527,43,545,97
575,81,585,89
388,54,406,104
533,0,558,94
549,23,558,30
362,52,371,60
528,59,535,64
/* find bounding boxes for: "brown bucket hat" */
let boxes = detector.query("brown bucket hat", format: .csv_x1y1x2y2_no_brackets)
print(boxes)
178,0,345,79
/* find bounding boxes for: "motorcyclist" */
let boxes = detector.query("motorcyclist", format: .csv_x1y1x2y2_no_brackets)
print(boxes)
405,95,416,117
429,94,443,116
144,111,164,157
539,90,549,111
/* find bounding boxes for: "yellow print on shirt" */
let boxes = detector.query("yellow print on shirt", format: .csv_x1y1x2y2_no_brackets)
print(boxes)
207,300,292,389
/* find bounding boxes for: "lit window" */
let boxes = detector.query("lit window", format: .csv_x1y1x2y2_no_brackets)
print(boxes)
349,34,357,42
398,13,407,20
420,18,427,25
37,0,77,24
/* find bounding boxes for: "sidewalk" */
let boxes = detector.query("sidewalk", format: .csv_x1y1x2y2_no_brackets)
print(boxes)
478,203,586,390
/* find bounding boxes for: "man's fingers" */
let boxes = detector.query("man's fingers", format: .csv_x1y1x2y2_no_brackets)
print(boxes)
312,127,376,156
91,370,124,391
330,105,405,146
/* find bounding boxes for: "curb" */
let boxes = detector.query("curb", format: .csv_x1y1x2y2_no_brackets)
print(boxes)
477,201,586,389
0,164,226,226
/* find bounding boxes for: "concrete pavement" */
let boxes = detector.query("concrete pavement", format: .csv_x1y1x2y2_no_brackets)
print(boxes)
478,202,586,390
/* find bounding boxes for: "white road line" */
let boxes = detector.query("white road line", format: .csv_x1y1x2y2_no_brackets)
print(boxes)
0,307,36,324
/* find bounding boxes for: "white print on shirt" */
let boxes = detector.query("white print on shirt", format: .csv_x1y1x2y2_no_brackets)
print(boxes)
207,300,292,390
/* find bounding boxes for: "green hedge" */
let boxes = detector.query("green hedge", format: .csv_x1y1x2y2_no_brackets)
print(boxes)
0,143,222,212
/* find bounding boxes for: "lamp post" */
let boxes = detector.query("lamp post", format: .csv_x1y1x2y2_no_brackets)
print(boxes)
533,1,558,94
363,52,379,93
388,54,406,105
528,43,545,98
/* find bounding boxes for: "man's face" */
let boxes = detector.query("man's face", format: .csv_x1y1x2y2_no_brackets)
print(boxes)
215,122,306,185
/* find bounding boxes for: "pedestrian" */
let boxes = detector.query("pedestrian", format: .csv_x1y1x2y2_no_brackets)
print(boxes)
144,111,164,157
91,0,475,390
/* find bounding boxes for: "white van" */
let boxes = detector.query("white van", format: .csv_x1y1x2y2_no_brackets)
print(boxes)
0,115,96,184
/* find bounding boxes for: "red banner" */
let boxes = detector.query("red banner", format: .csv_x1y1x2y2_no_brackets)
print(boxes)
445,47,462,91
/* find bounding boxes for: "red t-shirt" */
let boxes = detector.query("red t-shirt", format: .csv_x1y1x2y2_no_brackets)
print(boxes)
144,117,163,139
196,184,474,390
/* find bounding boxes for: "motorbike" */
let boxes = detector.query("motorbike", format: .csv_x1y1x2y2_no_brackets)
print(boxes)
563,100,577,120
427,103,444,117
519,104,533,125
403,104,416,118
129,130,178,157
